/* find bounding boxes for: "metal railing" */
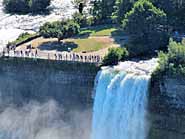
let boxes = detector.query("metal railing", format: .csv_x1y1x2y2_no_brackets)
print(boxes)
1,49,103,64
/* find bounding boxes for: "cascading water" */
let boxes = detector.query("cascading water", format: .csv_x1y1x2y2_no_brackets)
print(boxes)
92,59,157,139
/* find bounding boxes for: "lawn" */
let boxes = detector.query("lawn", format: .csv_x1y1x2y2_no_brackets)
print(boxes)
79,25,123,37
17,25,122,53
66,37,113,52
35,37,115,53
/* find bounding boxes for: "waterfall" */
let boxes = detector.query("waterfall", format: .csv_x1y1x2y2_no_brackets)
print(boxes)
92,68,151,139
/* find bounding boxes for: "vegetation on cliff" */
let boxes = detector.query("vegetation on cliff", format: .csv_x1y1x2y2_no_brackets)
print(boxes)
154,39,185,77
103,47,129,66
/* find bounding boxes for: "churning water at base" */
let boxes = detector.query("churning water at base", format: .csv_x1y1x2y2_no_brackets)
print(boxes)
92,69,151,139
0,100,91,139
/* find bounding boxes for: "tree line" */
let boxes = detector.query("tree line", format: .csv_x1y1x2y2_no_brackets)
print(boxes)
92,0,185,31
92,0,185,56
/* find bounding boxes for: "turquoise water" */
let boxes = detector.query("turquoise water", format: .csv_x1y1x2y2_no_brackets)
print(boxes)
92,69,150,139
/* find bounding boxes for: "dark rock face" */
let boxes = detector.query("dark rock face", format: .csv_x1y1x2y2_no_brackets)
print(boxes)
0,58,99,109
149,76,185,139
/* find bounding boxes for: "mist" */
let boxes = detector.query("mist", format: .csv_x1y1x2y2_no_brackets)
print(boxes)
0,100,92,139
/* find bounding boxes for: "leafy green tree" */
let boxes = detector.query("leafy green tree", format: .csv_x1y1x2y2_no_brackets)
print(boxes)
151,0,185,31
113,0,137,23
72,12,91,27
122,0,169,56
103,47,129,65
39,20,80,42
91,0,116,23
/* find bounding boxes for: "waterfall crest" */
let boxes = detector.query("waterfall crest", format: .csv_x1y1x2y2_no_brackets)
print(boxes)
92,68,151,139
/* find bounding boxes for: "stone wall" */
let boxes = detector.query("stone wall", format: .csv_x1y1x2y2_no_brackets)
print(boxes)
0,57,99,108
149,76,185,139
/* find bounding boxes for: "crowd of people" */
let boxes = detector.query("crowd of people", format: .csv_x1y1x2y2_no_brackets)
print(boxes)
2,48,103,63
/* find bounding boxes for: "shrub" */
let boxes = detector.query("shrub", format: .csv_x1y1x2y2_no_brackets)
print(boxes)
155,39,185,76
103,47,129,66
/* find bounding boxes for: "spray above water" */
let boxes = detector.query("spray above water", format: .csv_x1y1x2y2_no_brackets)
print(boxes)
0,100,91,139
92,59,157,139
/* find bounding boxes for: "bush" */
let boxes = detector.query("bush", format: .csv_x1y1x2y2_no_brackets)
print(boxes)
103,47,129,66
3,0,51,14
39,20,80,42
155,39,185,76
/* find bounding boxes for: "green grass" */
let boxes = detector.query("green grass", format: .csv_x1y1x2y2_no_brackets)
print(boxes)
67,38,111,52
37,25,123,53
91,28,117,36
38,37,113,53
11,33,36,45
79,25,122,37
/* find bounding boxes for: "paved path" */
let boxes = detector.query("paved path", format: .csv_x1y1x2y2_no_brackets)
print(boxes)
3,49,103,64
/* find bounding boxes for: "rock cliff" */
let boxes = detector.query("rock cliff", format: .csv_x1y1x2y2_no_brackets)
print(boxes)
149,76,185,139
0,57,99,108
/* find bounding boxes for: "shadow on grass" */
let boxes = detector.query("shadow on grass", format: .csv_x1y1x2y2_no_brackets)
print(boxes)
38,41,78,52
111,28,129,47
79,24,117,37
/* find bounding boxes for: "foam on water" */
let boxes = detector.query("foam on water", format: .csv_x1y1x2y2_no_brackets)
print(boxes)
92,59,157,139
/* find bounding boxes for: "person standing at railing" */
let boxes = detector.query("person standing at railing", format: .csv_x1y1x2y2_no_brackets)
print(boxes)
35,49,38,58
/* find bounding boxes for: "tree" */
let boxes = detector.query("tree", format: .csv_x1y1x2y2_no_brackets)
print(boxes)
91,0,116,23
103,47,129,65
151,0,185,31
122,0,169,56
39,20,80,42
113,0,137,23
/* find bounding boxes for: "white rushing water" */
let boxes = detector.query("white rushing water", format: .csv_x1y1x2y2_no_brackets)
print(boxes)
92,59,158,139
0,0,78,50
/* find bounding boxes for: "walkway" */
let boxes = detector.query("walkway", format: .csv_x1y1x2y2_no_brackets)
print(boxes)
2,49,103,64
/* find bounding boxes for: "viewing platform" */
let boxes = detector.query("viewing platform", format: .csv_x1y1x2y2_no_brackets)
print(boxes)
0,49,103,64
